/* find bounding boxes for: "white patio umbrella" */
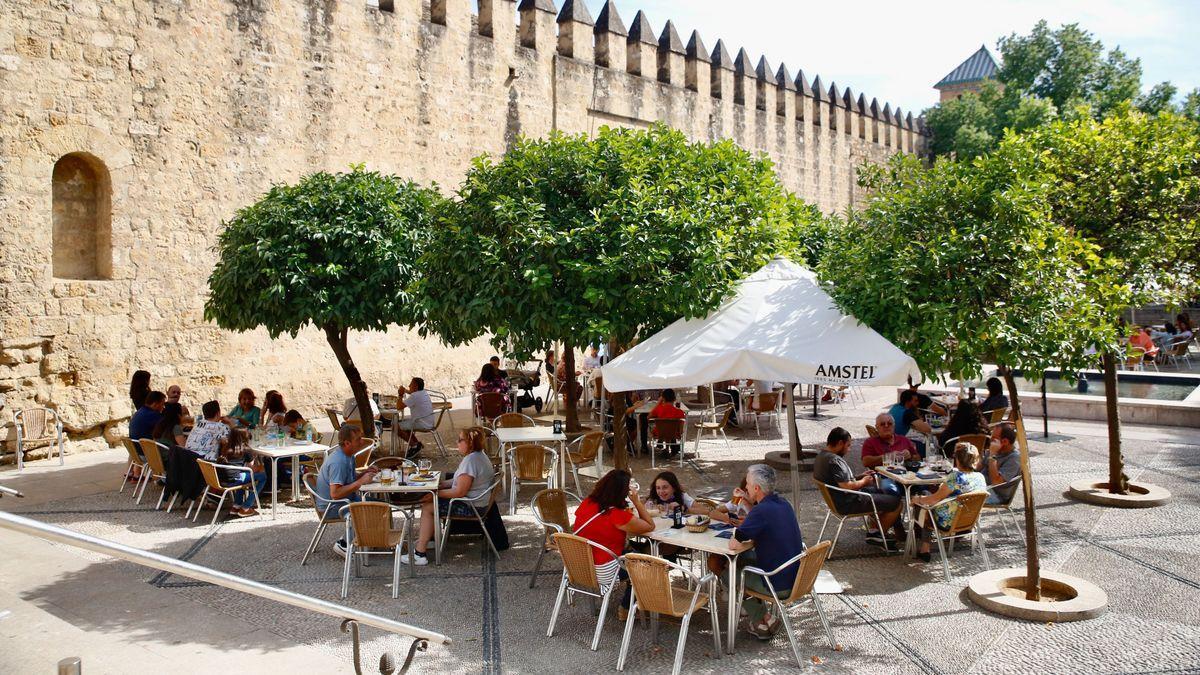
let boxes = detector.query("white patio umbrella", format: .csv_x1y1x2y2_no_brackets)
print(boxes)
601,257,921,511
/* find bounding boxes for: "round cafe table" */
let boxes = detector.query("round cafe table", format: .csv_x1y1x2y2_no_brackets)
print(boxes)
249,438,331,519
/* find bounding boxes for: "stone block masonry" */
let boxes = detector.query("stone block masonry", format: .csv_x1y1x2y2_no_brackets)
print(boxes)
0,0,925,454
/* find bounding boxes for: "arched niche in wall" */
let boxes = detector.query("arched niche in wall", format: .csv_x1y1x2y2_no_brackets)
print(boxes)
52,152,112,280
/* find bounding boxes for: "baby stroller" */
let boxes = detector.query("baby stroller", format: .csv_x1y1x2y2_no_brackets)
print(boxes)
507,362,543,414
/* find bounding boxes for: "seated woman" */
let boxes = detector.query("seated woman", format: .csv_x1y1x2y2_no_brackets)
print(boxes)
221,429,268,518
910,442,987,562
153,402,188,448
937,399,990,449
473,363,511,416
572,469,655,618
978,377,1009,413
645,470,697,515
226,388,261,429
263,390,288,427
402,429,497,567
1130,326,1160,360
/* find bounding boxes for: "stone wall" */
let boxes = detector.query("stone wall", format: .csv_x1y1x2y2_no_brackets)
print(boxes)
0,0,924,454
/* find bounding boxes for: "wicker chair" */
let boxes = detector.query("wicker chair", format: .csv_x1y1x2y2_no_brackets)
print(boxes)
412,390,452,457
564,431,607,494
191,460,261,526
865,424,879,438
119,438,145,496
341,501,411,599
986,408,1009,425
982,475,1024,541
437,478,503,558
529,488,580,588
648,417,685,470
494,412,535,429
352,439,378,470
747,391,781,435
1163,335,1194,368
137,439,171,508
508,444,557,513
476,392,508,427
814,480,888,557
325,407,344,430
916,491,991,580
546,532,623,651
734,540,835,664
941,434,988,459
12,407,65,471
299,472,350,565
690,404,733,456
617,553,722,675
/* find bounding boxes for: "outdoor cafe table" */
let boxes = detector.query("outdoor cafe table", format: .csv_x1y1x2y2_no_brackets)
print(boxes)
873,464,950,556
359,471,443,574
644,516,752,655
492,425,568,491
249,438,331,520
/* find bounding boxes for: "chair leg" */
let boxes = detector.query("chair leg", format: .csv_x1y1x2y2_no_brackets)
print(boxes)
341,542,354,599
546,573,569,637
812,593,836,648
475,512,500,557
120,462,135,494
166,493,177,513
392,543,401,599
529,546,548,588
817,511,831,543
617,595,638,671
572,465,582,496
672,612,693,675
775,597,804,669
708,586,722,660
193,488,209,522
933,529,952,580
830,518,846,558
302,522,328,566
591,589,613,651
210,492,227,526
976,528,991,569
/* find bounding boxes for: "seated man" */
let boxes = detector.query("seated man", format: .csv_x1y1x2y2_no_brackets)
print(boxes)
984,423,1022,504
730,464,803,640
887,390,933,455
395,377,435,457
813,427,904,548
130,391,166,441
315,424,380,557
185,400,231,461
861,413,918,496
648,388,687,456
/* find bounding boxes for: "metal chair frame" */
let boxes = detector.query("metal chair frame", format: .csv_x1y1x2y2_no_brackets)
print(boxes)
814,481,887,557
300,472,350,566
982,475,1024,541
546,533,623,651
617,553,722,675
13,407,65,472
340,502,411,599
916,491,991,580
529,488,581,588
136,439,171,508
564,431,608,495
733,541,836,666
507,444,558,513
648,416,687,470
437,478,503,559
119,438,146,496
690,404,733,457
189,460,262,527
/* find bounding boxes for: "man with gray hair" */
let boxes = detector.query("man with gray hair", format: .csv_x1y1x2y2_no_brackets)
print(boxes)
730,463,804,640
315,424,379,558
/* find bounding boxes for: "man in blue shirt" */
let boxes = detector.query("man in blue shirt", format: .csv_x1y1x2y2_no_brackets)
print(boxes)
316,424,379,557
129,391,166,440
732,464,803,640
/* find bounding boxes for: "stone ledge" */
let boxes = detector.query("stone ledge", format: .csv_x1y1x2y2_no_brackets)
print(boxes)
764,449,816,472
1066,479,1171,508
968,568,1107,622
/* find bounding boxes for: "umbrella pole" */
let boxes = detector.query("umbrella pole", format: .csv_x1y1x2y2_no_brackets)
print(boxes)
811,385,818,419
785,383,802,520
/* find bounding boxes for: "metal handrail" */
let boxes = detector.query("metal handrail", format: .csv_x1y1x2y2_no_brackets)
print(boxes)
0,510,451,652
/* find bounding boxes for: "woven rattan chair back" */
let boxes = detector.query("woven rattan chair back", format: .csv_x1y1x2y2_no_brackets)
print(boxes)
347,502,394,548
477,393,507,421
325,407,343,430
784,540,831,602
814,480,870,517
691,498,719,515
494,412,535,429
752,392,779,412
713,404,734,427
196,460,226,491
552,533,602,593
121,438,142,465
623,553,678,615
950,435,988,456
945,491,988,534
17,408,51,440
533,489,573,537
651,417,684,443
865,424,879,438
353,440,377,469
574,431,605,462
512,444,550,480
370,456,414,471
138,439,167,475
987,408,1008,424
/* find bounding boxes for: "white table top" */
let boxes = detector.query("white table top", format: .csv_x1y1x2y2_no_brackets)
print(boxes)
249,440,330,458
360,471,442,493
644,516,752,556
875,464,949,486
631,401,690,415
493,426,566,444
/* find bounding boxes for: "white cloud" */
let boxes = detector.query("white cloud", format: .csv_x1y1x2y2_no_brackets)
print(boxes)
605,0,1199,113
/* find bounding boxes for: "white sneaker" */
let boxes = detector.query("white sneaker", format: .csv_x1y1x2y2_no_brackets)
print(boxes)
399,552,428,566
333,540,347,559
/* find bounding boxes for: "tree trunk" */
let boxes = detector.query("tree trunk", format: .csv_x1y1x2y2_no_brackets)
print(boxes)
562,340,580,433
608,338,630,471
1102,352,1129,494
324,324,375,440
999,365,1039,601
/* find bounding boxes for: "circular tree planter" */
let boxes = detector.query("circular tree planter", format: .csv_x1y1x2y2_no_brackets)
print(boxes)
764,449,817,472
968,568,1107,622
1067,479,1171,508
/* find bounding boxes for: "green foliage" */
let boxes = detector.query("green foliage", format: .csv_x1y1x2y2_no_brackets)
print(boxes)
420,124,792,358
819,153,1113,381
206,167,443,337
776,193,843,268
924,82,1056,160
999,109,1200,309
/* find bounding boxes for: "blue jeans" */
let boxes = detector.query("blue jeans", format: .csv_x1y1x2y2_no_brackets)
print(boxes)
985,493,1003,505
231,471,266,508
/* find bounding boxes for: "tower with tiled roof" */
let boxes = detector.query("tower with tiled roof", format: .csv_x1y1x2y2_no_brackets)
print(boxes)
934,45,1000,102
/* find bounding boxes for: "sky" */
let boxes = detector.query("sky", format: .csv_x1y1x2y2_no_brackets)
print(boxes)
603,0,1200,115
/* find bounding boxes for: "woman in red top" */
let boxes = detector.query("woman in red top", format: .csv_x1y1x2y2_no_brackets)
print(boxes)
572,469,655,593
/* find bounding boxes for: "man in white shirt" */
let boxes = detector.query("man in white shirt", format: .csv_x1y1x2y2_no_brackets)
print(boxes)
185,400,230,461
395,377,435,457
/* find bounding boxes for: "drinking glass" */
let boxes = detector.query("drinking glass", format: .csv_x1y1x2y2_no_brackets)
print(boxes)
418,459,432,474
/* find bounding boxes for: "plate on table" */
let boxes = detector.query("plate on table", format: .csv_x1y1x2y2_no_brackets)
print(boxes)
409,473,436,482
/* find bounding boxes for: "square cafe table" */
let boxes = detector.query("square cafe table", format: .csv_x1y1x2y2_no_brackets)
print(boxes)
645,516,752,654
359,470,443,574
249,438,331,519
873,463,949,556
492,425,567,490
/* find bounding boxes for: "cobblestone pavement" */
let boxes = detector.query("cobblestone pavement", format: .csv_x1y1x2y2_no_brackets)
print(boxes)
2,392,1198,674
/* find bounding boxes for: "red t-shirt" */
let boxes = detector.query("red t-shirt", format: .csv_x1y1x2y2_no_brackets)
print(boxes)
572,497,633,564
649,402,686,420
861,434,916,460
